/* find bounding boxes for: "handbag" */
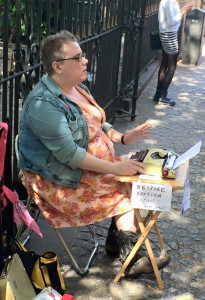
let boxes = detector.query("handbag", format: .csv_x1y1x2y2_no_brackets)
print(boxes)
31,251,66,295
150,30,162,50
0,253,36,300
8,239,66,295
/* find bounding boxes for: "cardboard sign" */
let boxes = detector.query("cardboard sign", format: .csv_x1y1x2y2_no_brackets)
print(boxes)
131,182,172,212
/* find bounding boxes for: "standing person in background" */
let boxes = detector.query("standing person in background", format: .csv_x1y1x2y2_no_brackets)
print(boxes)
153,0,193,106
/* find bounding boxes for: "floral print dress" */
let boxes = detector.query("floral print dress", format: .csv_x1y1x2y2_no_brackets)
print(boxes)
22,86,131,228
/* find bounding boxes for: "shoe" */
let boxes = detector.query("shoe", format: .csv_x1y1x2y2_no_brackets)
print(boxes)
153,90,161,101
117,230,150,277
117,230,171,278
158,96,175,106
124,249,171,277
154,249,171,271
105,217,119,257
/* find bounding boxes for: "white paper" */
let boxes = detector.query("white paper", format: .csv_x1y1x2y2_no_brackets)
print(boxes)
181,170,190,218
33,287,62,300
173,141,201,169
131,181,172,212
139,174,161,181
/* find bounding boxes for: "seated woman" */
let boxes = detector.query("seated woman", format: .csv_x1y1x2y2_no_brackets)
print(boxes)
18,30,170,277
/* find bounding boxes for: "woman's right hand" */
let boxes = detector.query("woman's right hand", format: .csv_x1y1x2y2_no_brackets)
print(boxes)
180,4,193,16
113,159,146,176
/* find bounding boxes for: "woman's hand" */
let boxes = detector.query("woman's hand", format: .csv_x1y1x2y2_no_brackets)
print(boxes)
180,4,193,16
123,123,152,145
113,159,146,176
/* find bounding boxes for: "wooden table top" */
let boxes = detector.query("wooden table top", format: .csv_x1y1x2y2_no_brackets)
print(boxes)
115,161,189,191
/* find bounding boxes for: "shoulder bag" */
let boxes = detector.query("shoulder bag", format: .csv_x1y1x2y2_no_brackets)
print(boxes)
150,30,162,50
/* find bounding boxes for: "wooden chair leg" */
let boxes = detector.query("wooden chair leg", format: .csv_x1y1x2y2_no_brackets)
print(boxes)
136,210,164,289
149,211,166,253
114,210,160,283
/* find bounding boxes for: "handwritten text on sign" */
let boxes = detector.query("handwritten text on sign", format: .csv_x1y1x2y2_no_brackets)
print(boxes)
131,182,172,212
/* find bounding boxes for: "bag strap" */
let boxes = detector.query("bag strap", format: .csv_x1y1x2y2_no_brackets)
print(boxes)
18,251,39,277
43,260,64,295
0,122,8,209
2,185,18,205
0,122,18,210
0,122,8,179
0,183,18,211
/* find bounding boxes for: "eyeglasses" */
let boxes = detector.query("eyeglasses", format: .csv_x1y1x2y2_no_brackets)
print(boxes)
56,53,86,63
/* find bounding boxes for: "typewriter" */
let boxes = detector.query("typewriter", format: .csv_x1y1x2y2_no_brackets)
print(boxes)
130,148,178,178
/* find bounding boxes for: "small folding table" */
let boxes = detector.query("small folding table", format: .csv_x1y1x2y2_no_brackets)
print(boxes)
114,161,189,289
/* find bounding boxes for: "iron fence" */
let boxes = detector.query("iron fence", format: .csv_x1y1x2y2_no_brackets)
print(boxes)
0,0,188,187
0,0,123,186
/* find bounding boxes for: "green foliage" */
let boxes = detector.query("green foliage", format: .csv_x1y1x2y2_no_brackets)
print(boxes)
0,0,26,37
0,0,49,39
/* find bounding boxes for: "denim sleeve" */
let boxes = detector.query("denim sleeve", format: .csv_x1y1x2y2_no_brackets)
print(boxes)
102,122,113,133
27,98,86,169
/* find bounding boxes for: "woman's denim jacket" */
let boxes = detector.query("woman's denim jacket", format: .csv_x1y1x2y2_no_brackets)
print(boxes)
19,74,113,189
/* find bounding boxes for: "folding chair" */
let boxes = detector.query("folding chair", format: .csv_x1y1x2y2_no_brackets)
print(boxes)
15,135,99,275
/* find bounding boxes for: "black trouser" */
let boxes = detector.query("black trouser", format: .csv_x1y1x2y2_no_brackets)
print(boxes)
156,49,178,97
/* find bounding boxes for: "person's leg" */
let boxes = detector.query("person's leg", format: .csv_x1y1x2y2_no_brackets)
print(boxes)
105,209,171,277
153,49,168,101
161,52,178,97
105,217,119,256
158,52,178,106
156,50,169,92
105,210,137,256
115,209,137,232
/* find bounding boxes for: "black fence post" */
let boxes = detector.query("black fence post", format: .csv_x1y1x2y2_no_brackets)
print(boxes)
131,0,147,121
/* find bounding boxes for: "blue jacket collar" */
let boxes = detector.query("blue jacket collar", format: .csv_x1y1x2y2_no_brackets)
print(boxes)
41,74,65,99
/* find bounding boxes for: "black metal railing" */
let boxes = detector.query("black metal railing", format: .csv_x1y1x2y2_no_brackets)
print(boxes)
0,0,175,188
113,0,160,119
0,0,122,185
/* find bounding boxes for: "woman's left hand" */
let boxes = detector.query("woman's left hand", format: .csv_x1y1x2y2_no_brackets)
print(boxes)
123,123,152,145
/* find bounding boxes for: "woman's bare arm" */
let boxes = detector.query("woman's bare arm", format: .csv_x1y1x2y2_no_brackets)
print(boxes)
78,152,146,176
106,123,152,145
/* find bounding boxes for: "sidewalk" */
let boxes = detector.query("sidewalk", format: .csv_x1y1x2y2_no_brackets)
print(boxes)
26,45,205,300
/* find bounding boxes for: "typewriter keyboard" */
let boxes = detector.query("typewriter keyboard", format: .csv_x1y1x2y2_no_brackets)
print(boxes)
130,149,149,162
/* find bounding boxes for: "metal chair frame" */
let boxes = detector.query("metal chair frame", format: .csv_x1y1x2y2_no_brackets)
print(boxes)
15,135,99,275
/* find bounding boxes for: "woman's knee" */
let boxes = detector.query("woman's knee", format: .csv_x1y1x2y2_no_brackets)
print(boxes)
168,66,176,76
115,209,137,232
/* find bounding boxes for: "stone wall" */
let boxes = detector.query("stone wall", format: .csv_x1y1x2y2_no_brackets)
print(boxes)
178,0,202,8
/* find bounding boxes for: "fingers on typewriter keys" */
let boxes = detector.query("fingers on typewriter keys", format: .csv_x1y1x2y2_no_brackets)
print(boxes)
130,160,146,175
137,163,146,174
